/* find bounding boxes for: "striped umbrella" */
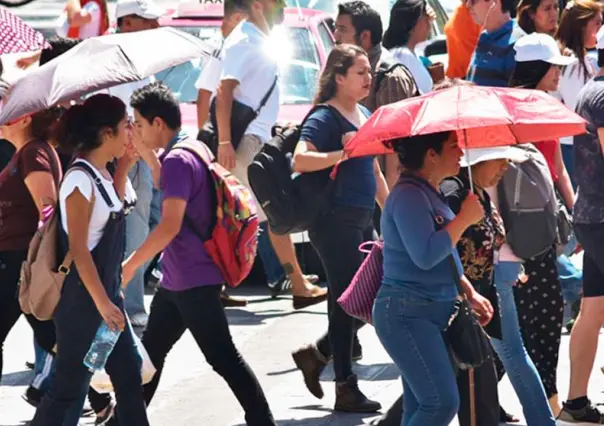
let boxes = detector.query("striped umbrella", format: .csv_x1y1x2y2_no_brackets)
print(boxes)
0,7,50,55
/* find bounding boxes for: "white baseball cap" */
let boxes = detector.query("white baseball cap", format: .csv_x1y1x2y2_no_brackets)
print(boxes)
514,33,577,66
460,147,528,168
596,25,604,49
116,0,167,20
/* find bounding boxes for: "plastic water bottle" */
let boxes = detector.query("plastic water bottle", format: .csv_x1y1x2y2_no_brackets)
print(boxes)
83,322,121,372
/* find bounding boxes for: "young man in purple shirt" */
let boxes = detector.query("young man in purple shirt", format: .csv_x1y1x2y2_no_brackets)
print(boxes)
123,82,275,424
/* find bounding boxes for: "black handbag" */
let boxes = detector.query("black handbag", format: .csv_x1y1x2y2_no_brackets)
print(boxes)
202,76,278,156
445,255,492,371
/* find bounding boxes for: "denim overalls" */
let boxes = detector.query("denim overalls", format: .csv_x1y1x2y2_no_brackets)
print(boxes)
31,162,149,426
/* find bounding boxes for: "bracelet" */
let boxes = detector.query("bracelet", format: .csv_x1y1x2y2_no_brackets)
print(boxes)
218,141,232,146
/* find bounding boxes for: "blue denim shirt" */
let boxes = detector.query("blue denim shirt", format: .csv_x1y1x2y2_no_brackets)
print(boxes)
381,176,461,301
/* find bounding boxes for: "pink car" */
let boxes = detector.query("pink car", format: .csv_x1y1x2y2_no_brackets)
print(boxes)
158,4,336,137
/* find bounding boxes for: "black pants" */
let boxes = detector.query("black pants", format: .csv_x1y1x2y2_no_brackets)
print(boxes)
514,247,563,398
309,205,373,382
0,250,26,379
142,285,275,426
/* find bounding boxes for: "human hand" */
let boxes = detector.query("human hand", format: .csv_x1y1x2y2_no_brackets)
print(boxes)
218,141,236,170
467,292,494,326
97,298,125,332
459,193,485,226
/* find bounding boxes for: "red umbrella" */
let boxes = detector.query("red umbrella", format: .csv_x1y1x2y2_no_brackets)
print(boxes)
345,85,587,159
0,7,50,55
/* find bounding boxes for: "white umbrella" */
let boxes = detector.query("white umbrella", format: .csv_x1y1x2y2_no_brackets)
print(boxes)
0,27,212,124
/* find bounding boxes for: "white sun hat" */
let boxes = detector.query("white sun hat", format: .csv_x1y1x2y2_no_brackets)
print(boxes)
116,0,166,20
514,33,577,66
461,146,529,167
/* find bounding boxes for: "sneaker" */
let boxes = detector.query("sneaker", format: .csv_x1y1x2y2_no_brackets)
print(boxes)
129,313,149,328
22,386,44,408
269,274,320,299
95,400,116,426
558,401,604,424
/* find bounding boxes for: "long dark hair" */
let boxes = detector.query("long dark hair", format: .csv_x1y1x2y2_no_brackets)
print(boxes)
54,94,126,154
556,0,603,80
386,131,452,171
509,60,552,88
517,0,557,34
383,0,426,49
313,44,367,105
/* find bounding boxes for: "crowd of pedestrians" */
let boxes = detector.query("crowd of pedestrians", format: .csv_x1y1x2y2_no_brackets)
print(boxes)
1,0,604,424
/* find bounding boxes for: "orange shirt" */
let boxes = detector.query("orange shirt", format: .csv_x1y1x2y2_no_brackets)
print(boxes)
444,3,482,79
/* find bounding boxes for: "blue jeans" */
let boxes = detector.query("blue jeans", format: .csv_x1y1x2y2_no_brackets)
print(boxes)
124,161,154,317
491,262,555,426
561,144,577,190
373,284,458,426
557,254,583,304
257,222,284,284
32,339,53,392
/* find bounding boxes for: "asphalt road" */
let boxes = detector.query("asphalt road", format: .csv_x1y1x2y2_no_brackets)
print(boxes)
2,284,604,426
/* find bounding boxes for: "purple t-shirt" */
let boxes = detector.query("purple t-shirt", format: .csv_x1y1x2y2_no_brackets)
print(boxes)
160,148,224,290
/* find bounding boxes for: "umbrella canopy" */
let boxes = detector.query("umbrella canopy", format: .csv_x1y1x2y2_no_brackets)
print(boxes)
0,7,49,55
0,27,212,125
345,85,587,158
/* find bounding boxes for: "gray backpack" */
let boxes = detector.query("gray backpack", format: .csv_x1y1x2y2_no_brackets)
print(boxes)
497,144,558,260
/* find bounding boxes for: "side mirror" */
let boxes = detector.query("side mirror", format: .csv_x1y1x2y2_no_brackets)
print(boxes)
424,38,447,57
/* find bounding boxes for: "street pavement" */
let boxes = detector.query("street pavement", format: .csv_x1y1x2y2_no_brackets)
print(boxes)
2,283,604,426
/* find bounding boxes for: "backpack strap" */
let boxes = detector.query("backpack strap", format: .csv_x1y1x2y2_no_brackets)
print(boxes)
70,161,115,208
399,176,465,298
58,161,111,275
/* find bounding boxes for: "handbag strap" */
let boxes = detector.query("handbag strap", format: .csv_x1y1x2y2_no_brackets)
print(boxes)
399,176,465,298
254,76,278,115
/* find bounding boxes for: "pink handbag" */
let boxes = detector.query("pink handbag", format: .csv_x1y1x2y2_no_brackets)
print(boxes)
337,240,384,324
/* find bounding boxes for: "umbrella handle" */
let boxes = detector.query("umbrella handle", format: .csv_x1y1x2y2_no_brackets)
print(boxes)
463,129,474,193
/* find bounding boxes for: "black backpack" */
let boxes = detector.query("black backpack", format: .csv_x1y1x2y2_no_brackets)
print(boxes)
247,105,344,235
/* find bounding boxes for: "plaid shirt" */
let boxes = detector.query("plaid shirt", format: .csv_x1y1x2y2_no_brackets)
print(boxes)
361,44,418,112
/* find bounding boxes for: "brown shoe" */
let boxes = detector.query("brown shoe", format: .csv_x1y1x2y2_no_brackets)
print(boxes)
220,291,248,307
292,345,327,399
334,375,381,413
293,291,328,310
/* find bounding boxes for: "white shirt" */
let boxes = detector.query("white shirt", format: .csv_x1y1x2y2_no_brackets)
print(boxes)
195,32,225,96
556,57,597,145
60,160,123,250
390,46,433,95
220,21,280,142
56,1,102,39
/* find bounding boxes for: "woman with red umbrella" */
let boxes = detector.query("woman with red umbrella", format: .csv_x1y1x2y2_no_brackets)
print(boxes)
372,130,493,425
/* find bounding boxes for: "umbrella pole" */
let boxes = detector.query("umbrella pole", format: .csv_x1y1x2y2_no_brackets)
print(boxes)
464,129,474,193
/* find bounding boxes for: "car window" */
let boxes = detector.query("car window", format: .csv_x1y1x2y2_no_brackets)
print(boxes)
157,26,322,106
317,21,335,55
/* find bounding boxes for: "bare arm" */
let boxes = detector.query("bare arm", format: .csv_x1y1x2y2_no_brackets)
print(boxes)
197,89,212,129
373,158,389,209
554,142,575,210
122,198,186,286
292,141,344,173
215,80,238,143
24,171,57,219
66,0,92,26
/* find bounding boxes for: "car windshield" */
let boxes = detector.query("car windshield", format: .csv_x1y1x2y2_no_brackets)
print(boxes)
156,25,321,105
